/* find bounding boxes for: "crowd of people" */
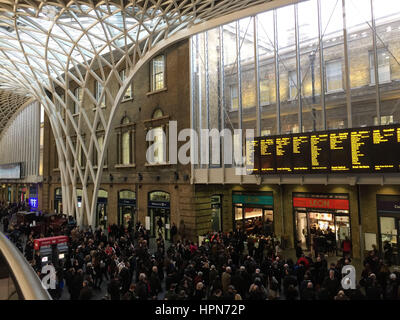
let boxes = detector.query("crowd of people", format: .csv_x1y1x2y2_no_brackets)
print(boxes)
1,201,400,301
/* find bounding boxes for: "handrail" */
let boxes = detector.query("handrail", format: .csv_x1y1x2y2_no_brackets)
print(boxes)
0,232,52,300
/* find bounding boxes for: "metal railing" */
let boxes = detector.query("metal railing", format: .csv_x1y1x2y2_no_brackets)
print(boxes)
0,232,51,300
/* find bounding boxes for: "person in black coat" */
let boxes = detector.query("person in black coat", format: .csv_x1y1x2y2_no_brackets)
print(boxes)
149,266,162,297
119,264,132,294
136,273,150,300
301,281,316,300
322,269,340,300
71,269,84,300
365,274,382,300
79,280,93,300
107,276,121,300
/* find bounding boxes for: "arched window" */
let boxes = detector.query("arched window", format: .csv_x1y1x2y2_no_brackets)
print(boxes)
117,116,135,165
153,108,163,119
147,109,166,164
94,123,107,167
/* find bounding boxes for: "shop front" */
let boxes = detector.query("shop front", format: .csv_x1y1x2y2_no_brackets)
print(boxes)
148,191,170,241
96,190,108,229
377,195,400,265
76,189,82,216
18,186,27,203
54,188,62,213
28,185,38,211
211,195,222,232
293,192,351,255
232,192,274,235
118,190,136,228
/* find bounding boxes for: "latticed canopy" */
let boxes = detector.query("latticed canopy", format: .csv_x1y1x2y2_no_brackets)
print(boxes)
0,0,284,226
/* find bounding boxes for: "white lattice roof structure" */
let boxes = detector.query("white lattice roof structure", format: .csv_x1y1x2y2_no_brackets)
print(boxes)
0,0,298,226
0,90,30,136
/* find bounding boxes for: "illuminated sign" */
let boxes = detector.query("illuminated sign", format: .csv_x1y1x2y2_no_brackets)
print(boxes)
29,197,38,209
249,124,400,174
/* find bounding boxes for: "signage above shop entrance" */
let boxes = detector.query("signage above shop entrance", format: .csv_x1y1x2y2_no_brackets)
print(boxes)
232,194,273,206
293,196,349,210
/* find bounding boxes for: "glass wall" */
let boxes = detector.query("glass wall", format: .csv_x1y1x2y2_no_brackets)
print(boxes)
191,0,400,168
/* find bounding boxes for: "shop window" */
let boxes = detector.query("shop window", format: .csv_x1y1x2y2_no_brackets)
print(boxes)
148,191,171,240
211,195,222,232
369,48,391,84
232,192,274,235
120,69,133,100
76,188,82,214
118,190,136,227
151,55,165,91
54,187,62,214
97,189,108,229
293,193,350,255
326,60,342,92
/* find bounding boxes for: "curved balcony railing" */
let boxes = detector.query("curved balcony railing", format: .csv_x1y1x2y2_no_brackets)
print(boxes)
0,232,51,300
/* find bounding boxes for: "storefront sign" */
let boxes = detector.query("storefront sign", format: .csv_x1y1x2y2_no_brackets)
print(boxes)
377,199,400,213
293,197,349,210
232,194,273,206
118,199,136,206
97,197,108,204
29,197,38,209
148,201,170,209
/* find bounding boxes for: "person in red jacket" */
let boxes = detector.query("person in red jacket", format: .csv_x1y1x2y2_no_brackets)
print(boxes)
342,237,352,258
297,254,310,269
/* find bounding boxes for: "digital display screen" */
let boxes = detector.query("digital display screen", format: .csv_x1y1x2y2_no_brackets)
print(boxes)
371,126,400,172
329,131,351,172
276,137,292,172
252,124,400,175
350,130,372,171
292,134,310,172
310,133,330,172
259,137,275,173
246,139,259,174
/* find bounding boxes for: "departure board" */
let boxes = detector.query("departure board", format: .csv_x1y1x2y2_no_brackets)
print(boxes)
310,133,330,172
329,131,351,172
252,124,400,175
276,137,292,172
351,130,372,171
292,134,310,172
246,139,259,174
259,137,275,173
371,127,399,172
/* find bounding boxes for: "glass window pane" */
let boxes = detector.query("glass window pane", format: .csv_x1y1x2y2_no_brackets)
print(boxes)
122,131,130,164
152,55,165,91
258,10,277,135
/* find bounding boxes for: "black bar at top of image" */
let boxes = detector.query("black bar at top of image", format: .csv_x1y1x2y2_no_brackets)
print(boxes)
251,124,400,175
